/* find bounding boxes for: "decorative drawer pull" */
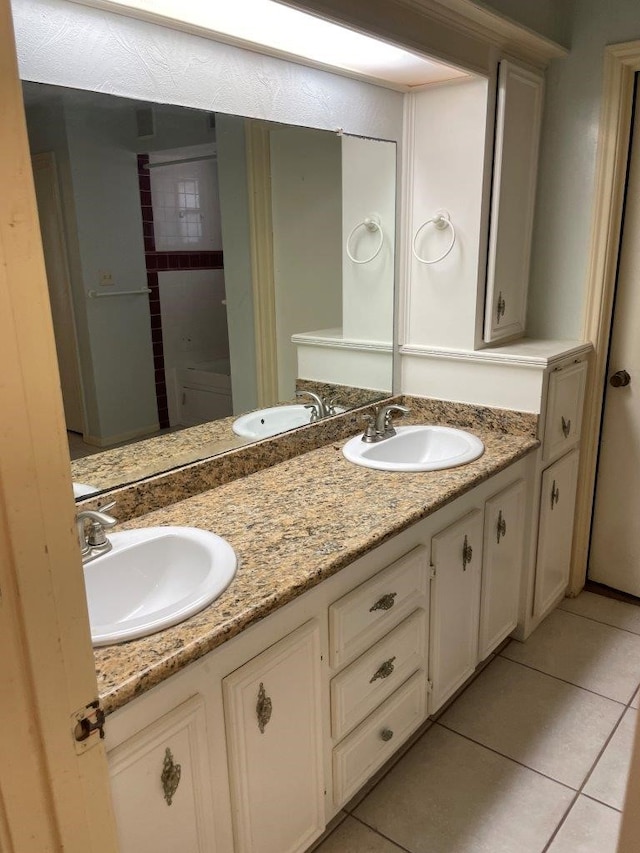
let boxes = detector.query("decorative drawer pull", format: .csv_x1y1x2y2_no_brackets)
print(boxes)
370,656,396,683
256,682,272,734
462,535,473,570
496,291,506,323
370,592,397,613
497,510,507,544
380,728,394,742
561,416,571,438
161,748,181,806
551,480,560,509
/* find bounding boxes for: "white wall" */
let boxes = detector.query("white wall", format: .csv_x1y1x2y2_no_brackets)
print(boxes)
270,127,343,399
12,0,404,144
64,99,158,442
26,91,158,443
215,114,259,416
342,135,396,344
525,0,640,340
476,0,572,46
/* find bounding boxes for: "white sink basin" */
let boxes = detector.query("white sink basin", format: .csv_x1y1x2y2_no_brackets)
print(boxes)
232,404,344,439
84,526,237,647
342,425,484,472
73,481,99,498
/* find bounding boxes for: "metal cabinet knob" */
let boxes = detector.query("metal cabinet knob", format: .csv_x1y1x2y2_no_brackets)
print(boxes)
610,369,631,387
380,728,394,742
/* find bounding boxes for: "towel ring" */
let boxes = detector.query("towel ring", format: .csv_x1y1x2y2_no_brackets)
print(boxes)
412,213,456,265
346,216,384,264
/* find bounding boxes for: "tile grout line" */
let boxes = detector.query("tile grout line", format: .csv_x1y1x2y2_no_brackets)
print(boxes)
557,604,640,638
497,652,635,705
434,721,579,793
540,694,631,852
581,791,623,813
349,813,414,853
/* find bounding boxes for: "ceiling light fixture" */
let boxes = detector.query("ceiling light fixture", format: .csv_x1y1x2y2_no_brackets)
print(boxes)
75,0,468,89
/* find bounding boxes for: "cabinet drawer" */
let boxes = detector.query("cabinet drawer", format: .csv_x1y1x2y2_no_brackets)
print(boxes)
331,609,426,740
108,695,216,853
329,545,428,669
333,671,427,808
543,360,587,463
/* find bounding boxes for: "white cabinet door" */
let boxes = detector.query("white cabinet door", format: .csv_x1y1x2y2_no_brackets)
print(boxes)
479,479,526,659
223,620,324,853
534,450,580,618
484,60,544,343
430,509,483,712
108,695,217,853
542,361,588,464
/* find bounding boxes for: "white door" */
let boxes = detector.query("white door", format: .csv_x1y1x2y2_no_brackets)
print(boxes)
479,478,526,660
534,450,580,618
223,620,325,853
109,696,218,853
590,87,640,596
0,0,118,847
484,60,544,343
31,152,86,434
430,509,483,712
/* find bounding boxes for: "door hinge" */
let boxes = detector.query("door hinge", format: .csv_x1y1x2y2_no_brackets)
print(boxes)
72,698,106,753
426,678,433,694
429,564,436,580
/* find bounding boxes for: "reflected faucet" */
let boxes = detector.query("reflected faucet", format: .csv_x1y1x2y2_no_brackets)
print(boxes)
295,389,328,421
76,502,117,564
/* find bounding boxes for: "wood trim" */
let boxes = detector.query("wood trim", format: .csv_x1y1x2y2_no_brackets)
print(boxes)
245,120,279,407
280,0,566,69
398,93,416,349
570,42,640,597
0,1,118,848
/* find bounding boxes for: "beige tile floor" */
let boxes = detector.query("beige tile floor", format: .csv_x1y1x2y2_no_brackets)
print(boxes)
315,591,640,853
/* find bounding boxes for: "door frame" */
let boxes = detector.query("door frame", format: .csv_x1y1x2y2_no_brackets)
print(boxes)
570,41,640,595
0,1,118,848
31,151,87,435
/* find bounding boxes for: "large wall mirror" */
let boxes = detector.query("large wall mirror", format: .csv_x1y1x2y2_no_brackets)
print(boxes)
14,0,404,498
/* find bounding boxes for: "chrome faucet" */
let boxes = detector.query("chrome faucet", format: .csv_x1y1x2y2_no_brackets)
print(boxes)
295,389,328,421
362,404,411,442
76,502,117,564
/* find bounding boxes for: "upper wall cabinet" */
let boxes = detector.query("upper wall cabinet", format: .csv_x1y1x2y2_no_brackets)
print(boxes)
484,60,544,343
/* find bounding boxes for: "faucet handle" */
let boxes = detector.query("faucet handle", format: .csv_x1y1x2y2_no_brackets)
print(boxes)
361,414,379,443
76,504,117,554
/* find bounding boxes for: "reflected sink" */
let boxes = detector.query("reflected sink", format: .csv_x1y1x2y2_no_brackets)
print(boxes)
84,526,237,647
73,481,99,498
342,425,484,472
232,404,344,439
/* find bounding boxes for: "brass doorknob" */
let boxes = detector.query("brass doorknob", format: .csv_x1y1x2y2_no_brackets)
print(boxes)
610,370,631,387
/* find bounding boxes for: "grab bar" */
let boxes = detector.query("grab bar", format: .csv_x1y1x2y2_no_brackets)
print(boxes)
88,288,151,298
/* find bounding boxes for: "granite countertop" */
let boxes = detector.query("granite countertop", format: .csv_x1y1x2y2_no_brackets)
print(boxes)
95,416,539,716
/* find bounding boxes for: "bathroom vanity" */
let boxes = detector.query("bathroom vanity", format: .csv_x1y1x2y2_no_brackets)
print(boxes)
92,401,541,853
91,332,589,853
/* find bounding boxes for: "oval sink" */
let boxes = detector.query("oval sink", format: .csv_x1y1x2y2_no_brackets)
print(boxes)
84,526,237,647
232,404,344,439
73,481,99,498
342,425,484,472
